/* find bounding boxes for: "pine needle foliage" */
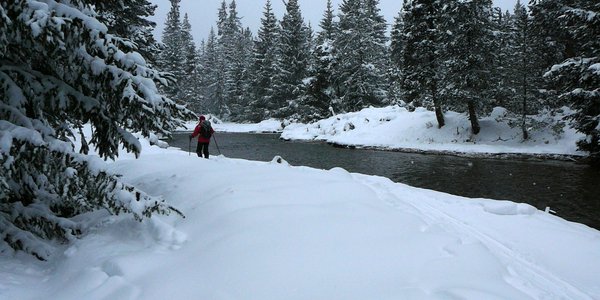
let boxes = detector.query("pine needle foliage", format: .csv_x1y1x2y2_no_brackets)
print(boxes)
0,0,192,259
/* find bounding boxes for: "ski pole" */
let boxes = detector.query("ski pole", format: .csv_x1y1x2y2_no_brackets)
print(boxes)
188,135,191,156
212,134,222,155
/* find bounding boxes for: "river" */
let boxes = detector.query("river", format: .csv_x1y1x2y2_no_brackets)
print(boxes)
170,132,600,230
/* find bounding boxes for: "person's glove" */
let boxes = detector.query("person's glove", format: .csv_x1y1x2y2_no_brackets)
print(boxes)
189,134,193,140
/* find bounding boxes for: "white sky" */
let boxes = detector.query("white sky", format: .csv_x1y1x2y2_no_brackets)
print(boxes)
148,0,517,45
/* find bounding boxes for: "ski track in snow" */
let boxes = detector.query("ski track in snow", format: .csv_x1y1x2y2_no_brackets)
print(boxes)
356,175,592,300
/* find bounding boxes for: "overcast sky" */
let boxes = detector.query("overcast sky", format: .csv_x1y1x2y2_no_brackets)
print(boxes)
148,0,517,45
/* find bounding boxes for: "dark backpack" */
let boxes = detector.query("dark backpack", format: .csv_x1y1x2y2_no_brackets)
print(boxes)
200,120,212,139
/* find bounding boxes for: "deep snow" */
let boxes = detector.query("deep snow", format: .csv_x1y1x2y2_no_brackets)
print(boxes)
279,106,586,158
1,107,599,300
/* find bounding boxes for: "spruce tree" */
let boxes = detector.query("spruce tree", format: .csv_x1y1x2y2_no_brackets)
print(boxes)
197,1,254,120
179,13,201,111
194,40,209,113
303,0,338,121
250,0,279,121
528,0,569,72
365,0,390,105
92,0,160,66
541,0,600,161
441,0,495,135
398,0,445,127
389,10,405,105
510,0,544,140
199,27,221,114
317,0,336,44
222,1,253,121
488,7,514,109
364,0,388,54
228,27,255,121
217,0,229,36
334,0,388,113
181,13,197,80
158,0,185,100
0,0,191,259
221,0,241,118
271,0,311,118
213,1,229,117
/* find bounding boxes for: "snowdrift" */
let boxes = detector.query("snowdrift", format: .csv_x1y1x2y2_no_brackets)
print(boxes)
281,106,586,158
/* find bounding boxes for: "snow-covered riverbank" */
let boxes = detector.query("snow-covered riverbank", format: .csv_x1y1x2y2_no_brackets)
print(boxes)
1,134,598,299
181,106,587,160
281,106,586,158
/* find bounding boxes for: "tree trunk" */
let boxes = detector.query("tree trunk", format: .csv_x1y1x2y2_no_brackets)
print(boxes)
468,100,480,135
432,82,445,128
434,99,445,128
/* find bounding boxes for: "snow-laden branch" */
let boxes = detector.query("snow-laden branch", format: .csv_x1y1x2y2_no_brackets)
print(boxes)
0,0,192,259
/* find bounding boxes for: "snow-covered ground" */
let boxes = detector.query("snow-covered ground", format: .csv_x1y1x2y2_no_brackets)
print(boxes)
1,132,599,299
280,106,586,158
1,108,597,299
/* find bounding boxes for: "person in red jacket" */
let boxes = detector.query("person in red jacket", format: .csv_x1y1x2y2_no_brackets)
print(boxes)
189,115,214,158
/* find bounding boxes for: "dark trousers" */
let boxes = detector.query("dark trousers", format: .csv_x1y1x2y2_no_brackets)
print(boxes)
196,142,210,158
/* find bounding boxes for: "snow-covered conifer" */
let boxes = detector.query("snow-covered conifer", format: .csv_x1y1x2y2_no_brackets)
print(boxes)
178,13,203,112
271,0,311,118
302,0,338,121
158,0,185,100
196,1,253,121
541,0,600,160
317,0,336,44
509,1,546,140
227,27,254,121
0,0,191,259
488,7,514,109
249,0,279,121
528,0,569,76
440,0,496,134
201,1,229,118
217,0,228,36
222,1,254,121
198,27,221,114
389,9,405,105
398,0,445,127
333,0,388,113
93,0,161,66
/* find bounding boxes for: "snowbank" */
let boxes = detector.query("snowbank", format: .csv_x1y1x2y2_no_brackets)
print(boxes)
179,116,284,133
281,106,586,157
0,140,598,299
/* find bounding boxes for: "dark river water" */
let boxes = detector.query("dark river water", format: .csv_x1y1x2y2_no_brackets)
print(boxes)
170,132,600,230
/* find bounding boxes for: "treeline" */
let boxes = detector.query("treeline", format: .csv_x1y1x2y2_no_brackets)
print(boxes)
158,0,599,158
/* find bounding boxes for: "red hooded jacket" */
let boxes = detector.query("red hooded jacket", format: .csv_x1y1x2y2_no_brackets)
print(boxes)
191,117,214,143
